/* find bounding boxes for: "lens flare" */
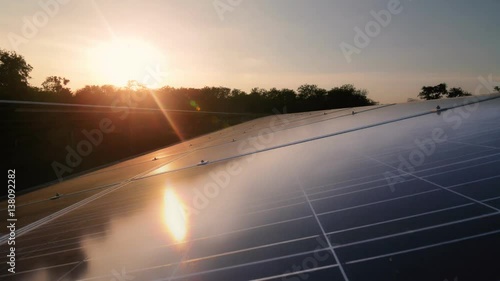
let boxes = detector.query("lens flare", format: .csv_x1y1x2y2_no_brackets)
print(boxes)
189,100,201,111
164,189,188,242
150,92,185,141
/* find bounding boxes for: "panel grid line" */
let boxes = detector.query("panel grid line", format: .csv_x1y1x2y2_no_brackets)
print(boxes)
344,229,500,265
332,212,498,249
447,140,500,150
325,203,474,235
447,175,500,189
165,248,338,281
317,189,441,216
364,155,500,213
13,192,500,259
7,215,500,281
295,179,350,281
251,264,340,281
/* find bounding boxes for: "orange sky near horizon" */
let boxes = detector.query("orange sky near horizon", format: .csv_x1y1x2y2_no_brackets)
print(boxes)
1,0,499,104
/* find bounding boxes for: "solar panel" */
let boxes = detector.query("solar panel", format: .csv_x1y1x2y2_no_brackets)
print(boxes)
1,94,500,281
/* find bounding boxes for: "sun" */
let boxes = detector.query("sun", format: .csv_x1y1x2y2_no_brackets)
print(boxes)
87,38,166,87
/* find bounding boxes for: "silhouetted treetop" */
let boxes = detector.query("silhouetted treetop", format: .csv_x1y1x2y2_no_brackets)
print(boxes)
0,49,33,98
419,83,448,100
0,50,380,113
418,83,475,100
447,87,471,98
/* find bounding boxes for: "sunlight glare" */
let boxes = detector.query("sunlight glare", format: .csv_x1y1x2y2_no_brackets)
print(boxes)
163,189,188,242
87,38,165,87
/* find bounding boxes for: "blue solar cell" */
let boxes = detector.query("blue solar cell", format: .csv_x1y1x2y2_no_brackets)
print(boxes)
2,94,500,280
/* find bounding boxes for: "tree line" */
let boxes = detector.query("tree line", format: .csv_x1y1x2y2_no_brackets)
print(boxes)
417,82,500,101
3,49,494,110
0,49,377,114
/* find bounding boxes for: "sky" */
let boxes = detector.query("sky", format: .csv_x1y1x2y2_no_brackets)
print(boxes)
0,0,499,103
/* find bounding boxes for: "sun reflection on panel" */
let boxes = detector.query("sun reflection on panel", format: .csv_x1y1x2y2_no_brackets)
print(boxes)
163,189,188,242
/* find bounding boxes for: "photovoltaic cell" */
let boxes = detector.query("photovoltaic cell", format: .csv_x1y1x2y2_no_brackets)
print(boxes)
1,94,500,281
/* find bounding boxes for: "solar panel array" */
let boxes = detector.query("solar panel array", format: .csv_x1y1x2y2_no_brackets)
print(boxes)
1,94,500,281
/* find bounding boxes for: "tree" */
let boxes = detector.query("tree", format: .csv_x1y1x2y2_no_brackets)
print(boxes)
418,83,448,100
279,88,297,111
0,49,33,98
447,87,471,98
42,76,72,98
297,84,327,111
74,85,117,104
297,84,326,100
231,87,262,113
495,86,500,93
327,84,375,108
229,89,246,97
